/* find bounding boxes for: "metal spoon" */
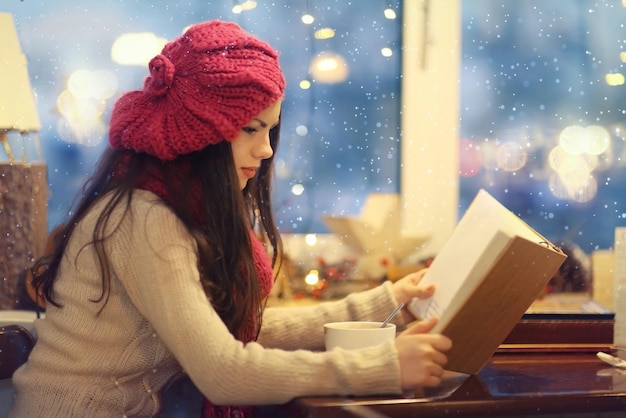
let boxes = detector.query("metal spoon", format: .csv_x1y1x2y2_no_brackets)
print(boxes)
380,303,404,328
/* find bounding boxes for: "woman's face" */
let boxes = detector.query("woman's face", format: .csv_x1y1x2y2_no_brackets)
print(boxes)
231,100,282,190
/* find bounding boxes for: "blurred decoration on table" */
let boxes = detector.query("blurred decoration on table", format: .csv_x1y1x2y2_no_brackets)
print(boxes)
269,234,379,301
323,193,430,279
383,256,434,283
545,241,591,294
289,256,363,300
269,194,430,301
0,13,47,310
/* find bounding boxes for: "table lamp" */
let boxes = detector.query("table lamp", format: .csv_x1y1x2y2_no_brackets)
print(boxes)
0,12,48,309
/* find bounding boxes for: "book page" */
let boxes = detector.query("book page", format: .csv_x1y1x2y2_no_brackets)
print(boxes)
429,231,511,333
408,189,552,322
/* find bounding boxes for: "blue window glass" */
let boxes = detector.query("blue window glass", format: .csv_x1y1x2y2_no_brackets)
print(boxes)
3,1,402,234
460,0,626,253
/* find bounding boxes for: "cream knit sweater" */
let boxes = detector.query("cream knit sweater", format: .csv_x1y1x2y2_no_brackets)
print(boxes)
8,190,406,418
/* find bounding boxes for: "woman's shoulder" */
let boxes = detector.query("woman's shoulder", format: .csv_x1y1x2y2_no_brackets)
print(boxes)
128,189,185,229
99,189,196,253
89,188,168,215
92,189,187,240
129,189,171,214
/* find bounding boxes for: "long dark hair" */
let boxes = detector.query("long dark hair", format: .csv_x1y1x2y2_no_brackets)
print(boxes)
32,123,282,339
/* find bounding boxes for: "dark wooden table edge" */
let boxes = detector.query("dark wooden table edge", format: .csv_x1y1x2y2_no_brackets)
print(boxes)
280,351,626,418
283,393,626,418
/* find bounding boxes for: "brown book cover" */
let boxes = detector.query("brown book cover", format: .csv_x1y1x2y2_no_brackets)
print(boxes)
407,189,567,374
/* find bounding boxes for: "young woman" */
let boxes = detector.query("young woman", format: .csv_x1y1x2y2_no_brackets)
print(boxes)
8,20,451,418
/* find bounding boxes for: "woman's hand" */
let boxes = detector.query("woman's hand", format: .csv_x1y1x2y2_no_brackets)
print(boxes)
390,269,435,323
391,269,434,304
395,317,452,389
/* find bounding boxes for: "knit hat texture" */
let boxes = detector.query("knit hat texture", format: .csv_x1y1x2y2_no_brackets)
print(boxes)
109,20,286,161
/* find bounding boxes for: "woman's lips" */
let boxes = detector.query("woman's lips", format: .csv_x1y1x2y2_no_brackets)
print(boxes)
241,167,257,178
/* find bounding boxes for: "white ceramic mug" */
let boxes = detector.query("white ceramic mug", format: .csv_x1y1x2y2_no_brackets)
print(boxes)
324,321,396,350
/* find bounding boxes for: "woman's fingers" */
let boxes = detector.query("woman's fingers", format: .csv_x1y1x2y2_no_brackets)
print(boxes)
402,317,439,334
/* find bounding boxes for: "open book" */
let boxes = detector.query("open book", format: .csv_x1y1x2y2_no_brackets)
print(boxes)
407,189,567,374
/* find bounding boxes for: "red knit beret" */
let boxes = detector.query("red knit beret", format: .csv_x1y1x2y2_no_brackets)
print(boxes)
109,20,286,161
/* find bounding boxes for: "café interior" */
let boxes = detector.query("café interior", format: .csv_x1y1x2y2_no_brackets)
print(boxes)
2,0,626,416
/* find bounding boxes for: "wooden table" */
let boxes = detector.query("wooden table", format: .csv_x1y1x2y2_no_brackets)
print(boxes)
281,352,626,417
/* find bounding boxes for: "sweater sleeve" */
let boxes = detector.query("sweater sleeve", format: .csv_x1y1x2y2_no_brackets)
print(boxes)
258,282,404,351
106,193,404,405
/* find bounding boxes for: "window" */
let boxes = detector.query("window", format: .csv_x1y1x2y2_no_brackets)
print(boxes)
403,0,626,259
459,0,626,254
8,0,621,258
4,1,403,234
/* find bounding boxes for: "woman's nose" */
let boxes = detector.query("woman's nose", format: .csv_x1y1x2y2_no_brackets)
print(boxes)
255,134,273,159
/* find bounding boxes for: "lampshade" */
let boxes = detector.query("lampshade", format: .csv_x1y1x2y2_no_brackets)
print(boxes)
0,13,47,310
0,13,41,132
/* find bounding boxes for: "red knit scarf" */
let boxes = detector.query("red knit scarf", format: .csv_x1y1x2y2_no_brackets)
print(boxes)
201,229,274,418
130,162,274,418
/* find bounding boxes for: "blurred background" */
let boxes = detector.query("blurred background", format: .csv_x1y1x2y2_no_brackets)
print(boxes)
2,0,626,255
2,0,402,235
